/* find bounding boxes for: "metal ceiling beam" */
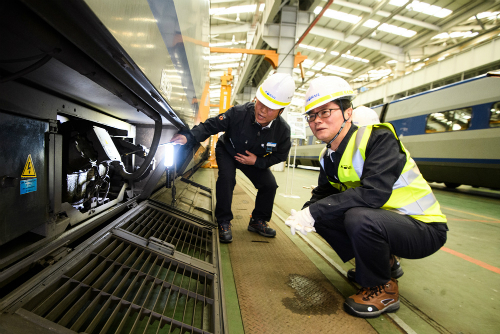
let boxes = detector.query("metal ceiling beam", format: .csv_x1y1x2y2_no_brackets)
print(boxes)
402,0,499,51
343,0,391,39
299,0,413,88
211,23,252,35
317,0,441,31
211,16,248,24
309,26,403,55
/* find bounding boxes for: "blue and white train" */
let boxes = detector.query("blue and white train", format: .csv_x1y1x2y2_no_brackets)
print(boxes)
294,72,500,189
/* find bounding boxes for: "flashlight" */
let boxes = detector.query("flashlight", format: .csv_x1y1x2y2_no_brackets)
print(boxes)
164,143,174,168
164,143,175,188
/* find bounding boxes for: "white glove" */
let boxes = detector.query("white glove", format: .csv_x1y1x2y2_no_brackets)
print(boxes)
285,208,315,236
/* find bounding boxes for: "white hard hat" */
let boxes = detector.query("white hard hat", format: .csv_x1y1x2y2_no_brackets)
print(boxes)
255,73,295,110
352,106,380,127
304,76,356,113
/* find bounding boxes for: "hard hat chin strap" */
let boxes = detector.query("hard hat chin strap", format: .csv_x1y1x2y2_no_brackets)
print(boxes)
326,101,351,149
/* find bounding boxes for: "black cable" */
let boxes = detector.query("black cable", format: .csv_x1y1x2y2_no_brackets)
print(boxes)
0,54,52,83
0,53,51,63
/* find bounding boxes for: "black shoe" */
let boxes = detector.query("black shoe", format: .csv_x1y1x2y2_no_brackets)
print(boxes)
248,218,276,237
218,220,232,243
347,255,403,283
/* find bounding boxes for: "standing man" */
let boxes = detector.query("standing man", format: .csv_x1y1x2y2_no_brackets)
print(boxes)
171,73,295,243
285,76,448,318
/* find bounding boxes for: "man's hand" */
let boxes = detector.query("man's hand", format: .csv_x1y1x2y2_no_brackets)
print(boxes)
285,208,315,235
169,133,187,145
235,150,257,165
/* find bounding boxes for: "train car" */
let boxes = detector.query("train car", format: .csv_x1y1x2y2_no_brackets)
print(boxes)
375,72,500,189
293,72,500,189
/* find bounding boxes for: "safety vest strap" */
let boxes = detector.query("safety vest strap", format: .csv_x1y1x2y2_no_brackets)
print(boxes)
393,164,421,189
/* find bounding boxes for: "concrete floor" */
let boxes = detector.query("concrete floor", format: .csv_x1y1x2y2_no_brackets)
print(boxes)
231,167,500,334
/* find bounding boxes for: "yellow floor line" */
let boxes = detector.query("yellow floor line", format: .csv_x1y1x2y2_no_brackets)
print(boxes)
440,206,500,221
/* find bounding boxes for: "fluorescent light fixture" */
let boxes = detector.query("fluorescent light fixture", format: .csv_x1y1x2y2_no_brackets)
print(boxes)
205,54,244,61
364,20,417,37
312,62,352,74
432,31,479,39
130,44,155,48
210,4,264,16
341,54,370,63
314,7,362,24
326,65,352,74
164,143,174,168
210,62,240,70
299,44,326,53
390,0,452,18
209,40,245,47
129,17,158,22
469,11,500,20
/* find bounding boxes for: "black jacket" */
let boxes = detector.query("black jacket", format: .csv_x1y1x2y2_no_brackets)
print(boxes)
188,102,291,169
303,124,407,223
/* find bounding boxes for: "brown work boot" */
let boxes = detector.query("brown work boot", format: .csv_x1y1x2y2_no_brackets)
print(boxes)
344,278,400,318
347,255,403,283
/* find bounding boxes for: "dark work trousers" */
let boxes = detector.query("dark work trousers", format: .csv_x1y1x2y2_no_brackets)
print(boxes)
214,144,278,222
314,207,447,287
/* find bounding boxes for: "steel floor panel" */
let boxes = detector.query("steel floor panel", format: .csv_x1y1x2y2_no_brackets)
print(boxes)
225,183,375,333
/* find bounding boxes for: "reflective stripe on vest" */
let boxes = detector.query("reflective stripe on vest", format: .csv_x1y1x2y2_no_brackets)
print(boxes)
318,124,447,223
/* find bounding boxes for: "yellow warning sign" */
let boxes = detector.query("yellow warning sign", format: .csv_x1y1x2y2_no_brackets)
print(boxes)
21,154,37,178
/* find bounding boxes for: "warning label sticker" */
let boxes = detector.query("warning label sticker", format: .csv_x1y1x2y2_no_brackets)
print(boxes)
21,154,36,178
20,178,37,194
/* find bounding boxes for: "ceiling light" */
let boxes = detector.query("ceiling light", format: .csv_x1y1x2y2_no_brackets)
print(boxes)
341,54,370,63
364,20,417,37
209,40,245,47
299,44,326,53
468,11,500,21
314,7,361,24
390,0,452,18
210,4,264,16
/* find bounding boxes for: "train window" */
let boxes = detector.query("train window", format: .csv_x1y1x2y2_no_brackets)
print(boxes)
425,108,472,133
489,102,500,128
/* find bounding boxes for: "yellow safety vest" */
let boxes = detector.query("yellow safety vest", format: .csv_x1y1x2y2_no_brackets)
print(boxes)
319,123,447,223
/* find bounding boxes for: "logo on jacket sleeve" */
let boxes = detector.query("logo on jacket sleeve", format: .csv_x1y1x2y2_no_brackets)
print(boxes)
219,114,226,121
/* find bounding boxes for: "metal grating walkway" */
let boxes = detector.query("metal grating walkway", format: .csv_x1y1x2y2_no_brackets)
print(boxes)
22,235,215,334
119,204,214,263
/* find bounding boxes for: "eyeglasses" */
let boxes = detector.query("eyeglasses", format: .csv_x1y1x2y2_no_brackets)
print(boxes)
305,108,341,122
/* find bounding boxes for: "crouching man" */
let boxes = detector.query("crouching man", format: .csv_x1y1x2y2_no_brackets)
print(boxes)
285,76,448,318
171,73,295,243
